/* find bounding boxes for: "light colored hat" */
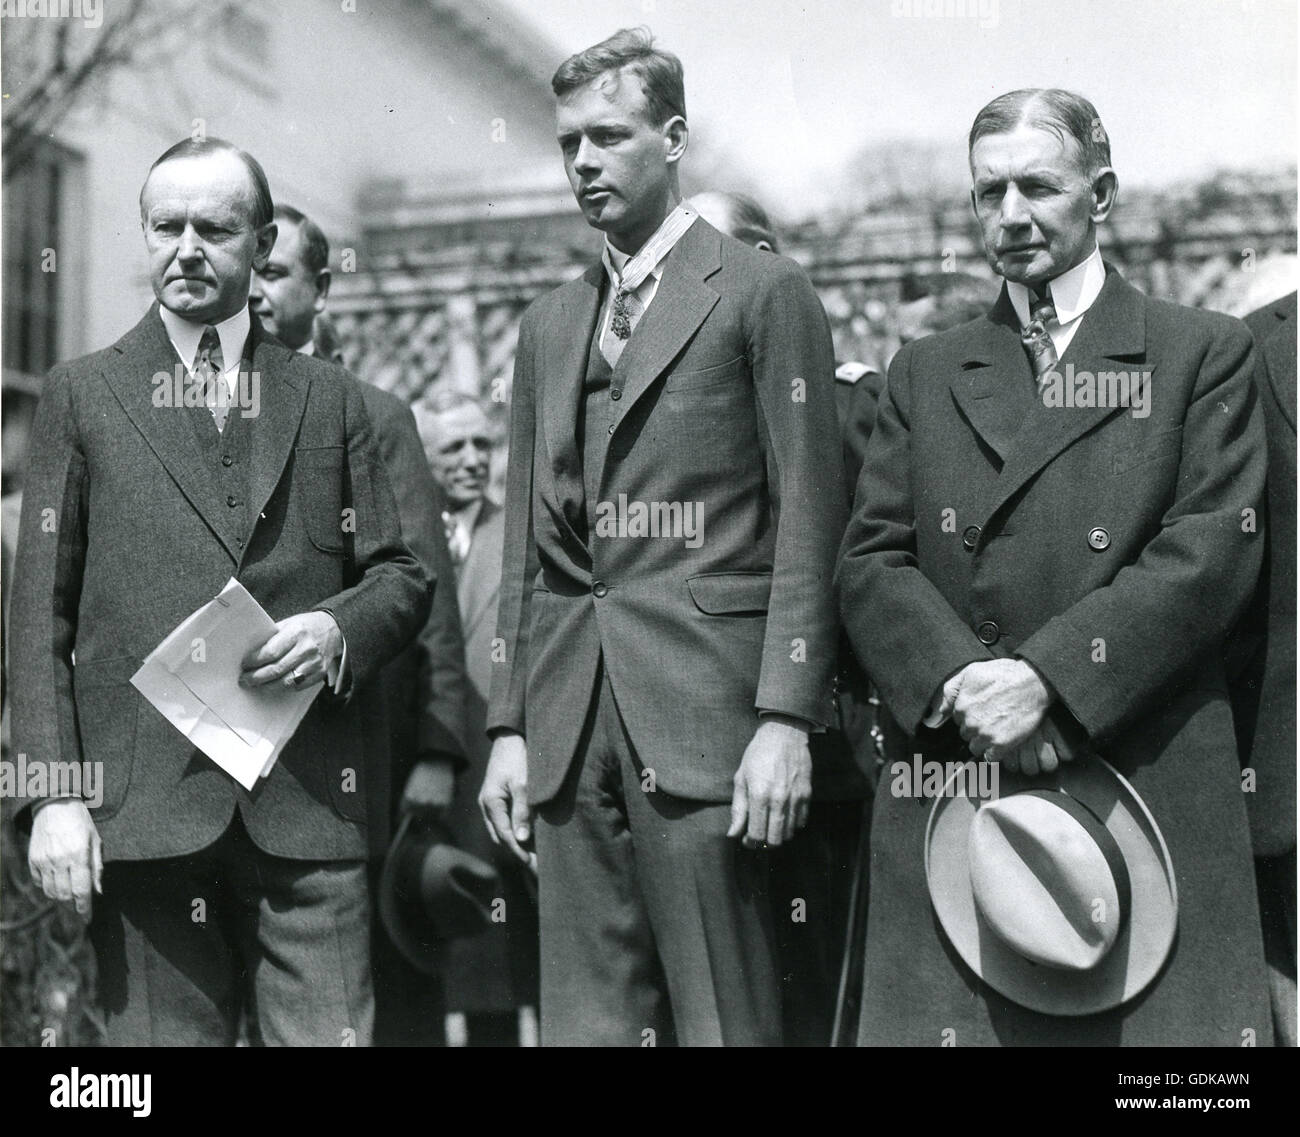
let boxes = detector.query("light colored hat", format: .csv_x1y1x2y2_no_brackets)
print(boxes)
925,757,1177,1016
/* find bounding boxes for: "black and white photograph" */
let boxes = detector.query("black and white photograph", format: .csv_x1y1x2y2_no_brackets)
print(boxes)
0,0,1296,1104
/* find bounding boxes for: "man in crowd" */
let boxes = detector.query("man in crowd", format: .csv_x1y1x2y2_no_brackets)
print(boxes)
837,89,1273,1044
479,28,846,1046
414,390,540,1046
249,202,470,1045
11,138,431,1045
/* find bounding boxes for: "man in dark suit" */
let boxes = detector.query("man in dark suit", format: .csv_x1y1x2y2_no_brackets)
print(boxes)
10,138,431,1045
837,89,1273,1045
414,391,539,1046
479,28,846,1046
249,203,471,1044
1238,290,1297,1045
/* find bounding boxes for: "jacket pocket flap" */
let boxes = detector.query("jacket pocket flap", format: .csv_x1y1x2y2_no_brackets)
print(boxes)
686,572,772,614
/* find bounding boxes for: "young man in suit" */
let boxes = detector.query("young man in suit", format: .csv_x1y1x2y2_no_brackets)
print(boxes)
250,203,471,1045
478,28,846,1046
11,139,431,1045
837,89,1273,1045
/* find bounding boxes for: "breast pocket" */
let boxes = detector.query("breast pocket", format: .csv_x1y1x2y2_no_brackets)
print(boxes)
663,355,746,394
1111,427,1183,476
294,446,347,554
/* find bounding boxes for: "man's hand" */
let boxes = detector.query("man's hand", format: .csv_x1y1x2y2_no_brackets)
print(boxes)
401,756,456,817
727,716,813,849
997,713,1083,775
240,611,343,689
478,732,535,870
951,658,1054,759
28,800,102,919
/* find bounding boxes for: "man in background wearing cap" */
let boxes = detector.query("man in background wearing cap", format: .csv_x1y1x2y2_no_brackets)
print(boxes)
837,89,1272,1044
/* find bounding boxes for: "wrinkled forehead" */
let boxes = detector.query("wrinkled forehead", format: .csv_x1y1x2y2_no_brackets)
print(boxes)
969,123,1087,180
141,153,259,220
431,403,491,444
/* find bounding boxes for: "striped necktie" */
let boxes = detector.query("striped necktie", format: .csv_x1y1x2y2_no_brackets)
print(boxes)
1021,285,1058,392
194,325,229,432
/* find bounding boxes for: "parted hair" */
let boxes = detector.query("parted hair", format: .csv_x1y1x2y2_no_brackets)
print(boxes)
140,137,274,229
969,89,1112,177
551,26,686,127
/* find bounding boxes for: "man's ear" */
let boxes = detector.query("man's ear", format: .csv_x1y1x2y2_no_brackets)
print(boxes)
663,115,689,165
251,221,278,271
1090,167,1118,223
315,267,332,311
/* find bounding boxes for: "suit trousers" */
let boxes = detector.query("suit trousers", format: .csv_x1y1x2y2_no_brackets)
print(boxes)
534,660,781,1046
90,810,373,1046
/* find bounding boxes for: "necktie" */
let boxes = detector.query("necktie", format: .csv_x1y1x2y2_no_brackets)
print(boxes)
194,326,228,432
1021,285,1058,392
442,511,471,566
601,286,643,369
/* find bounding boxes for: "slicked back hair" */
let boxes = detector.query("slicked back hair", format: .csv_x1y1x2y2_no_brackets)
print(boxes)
140,137,274,229
274,203,330,276
969,89,1112,178
551,26,686,128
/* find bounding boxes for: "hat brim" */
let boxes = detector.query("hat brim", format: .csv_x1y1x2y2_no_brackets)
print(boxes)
925,757,1178,1016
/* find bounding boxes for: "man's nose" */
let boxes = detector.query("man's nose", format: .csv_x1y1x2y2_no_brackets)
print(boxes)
176,224,203,261
573,136,599,175
248,273,264,302
999,185,1031,230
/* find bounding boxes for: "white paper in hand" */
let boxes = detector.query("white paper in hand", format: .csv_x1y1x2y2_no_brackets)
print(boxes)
130,579,320,790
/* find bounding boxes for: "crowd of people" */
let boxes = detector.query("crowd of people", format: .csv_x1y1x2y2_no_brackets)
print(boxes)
2,26,1294,1047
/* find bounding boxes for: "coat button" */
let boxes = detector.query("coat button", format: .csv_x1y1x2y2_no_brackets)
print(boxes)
610,388,622,401
962,525,981,550
607,423,615,434
221,454,234,467
226,494,238,507
592,580,608,598
1088,526,1111,551
976,620,1000,645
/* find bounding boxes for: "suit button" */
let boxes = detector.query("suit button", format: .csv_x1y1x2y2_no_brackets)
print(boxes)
1088,526,1110,551
221,454,234,467
607,423,615,434
610,388,622,401
592,580,608,598
976,620,1000,645
962,525,981,550
226,494,238,507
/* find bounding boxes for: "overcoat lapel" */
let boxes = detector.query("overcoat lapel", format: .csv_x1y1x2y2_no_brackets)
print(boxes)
983,267,1147,524
948,289,1030,464
243,323,309,530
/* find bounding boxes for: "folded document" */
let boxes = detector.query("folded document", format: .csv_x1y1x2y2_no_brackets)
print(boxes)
130,579,319,790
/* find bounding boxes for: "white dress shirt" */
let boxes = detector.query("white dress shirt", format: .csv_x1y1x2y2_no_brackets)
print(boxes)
159,304,250,398
1006,243,1106,358
597,205,697,354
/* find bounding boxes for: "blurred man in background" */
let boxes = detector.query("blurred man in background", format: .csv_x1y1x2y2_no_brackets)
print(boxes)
413,390,540,1047
251,202,471,1046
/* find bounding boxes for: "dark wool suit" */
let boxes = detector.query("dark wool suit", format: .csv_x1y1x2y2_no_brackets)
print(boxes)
838,267,1273,1045
488,219,847,1045
10,307,431,1045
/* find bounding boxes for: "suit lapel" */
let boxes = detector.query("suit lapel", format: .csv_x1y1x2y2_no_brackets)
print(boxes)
587,221,721,498
983,267,1147,524
459,501,500,637
102,306,243,561
244,322,309,527
540,266,602,540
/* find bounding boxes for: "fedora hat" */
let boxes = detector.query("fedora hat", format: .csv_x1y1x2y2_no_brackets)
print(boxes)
925,757,1177,1016
378,811,501,975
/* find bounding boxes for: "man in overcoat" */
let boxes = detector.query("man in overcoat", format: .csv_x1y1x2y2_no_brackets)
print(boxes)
837,89,1273,1045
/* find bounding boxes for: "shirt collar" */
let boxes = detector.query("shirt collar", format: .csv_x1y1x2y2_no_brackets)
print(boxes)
159,304,251,373
602,202,696,292
297,339,316,357
1007,243,1105,328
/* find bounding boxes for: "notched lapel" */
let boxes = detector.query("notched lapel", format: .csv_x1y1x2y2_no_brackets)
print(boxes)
102,307,243,561
245,329,308,526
